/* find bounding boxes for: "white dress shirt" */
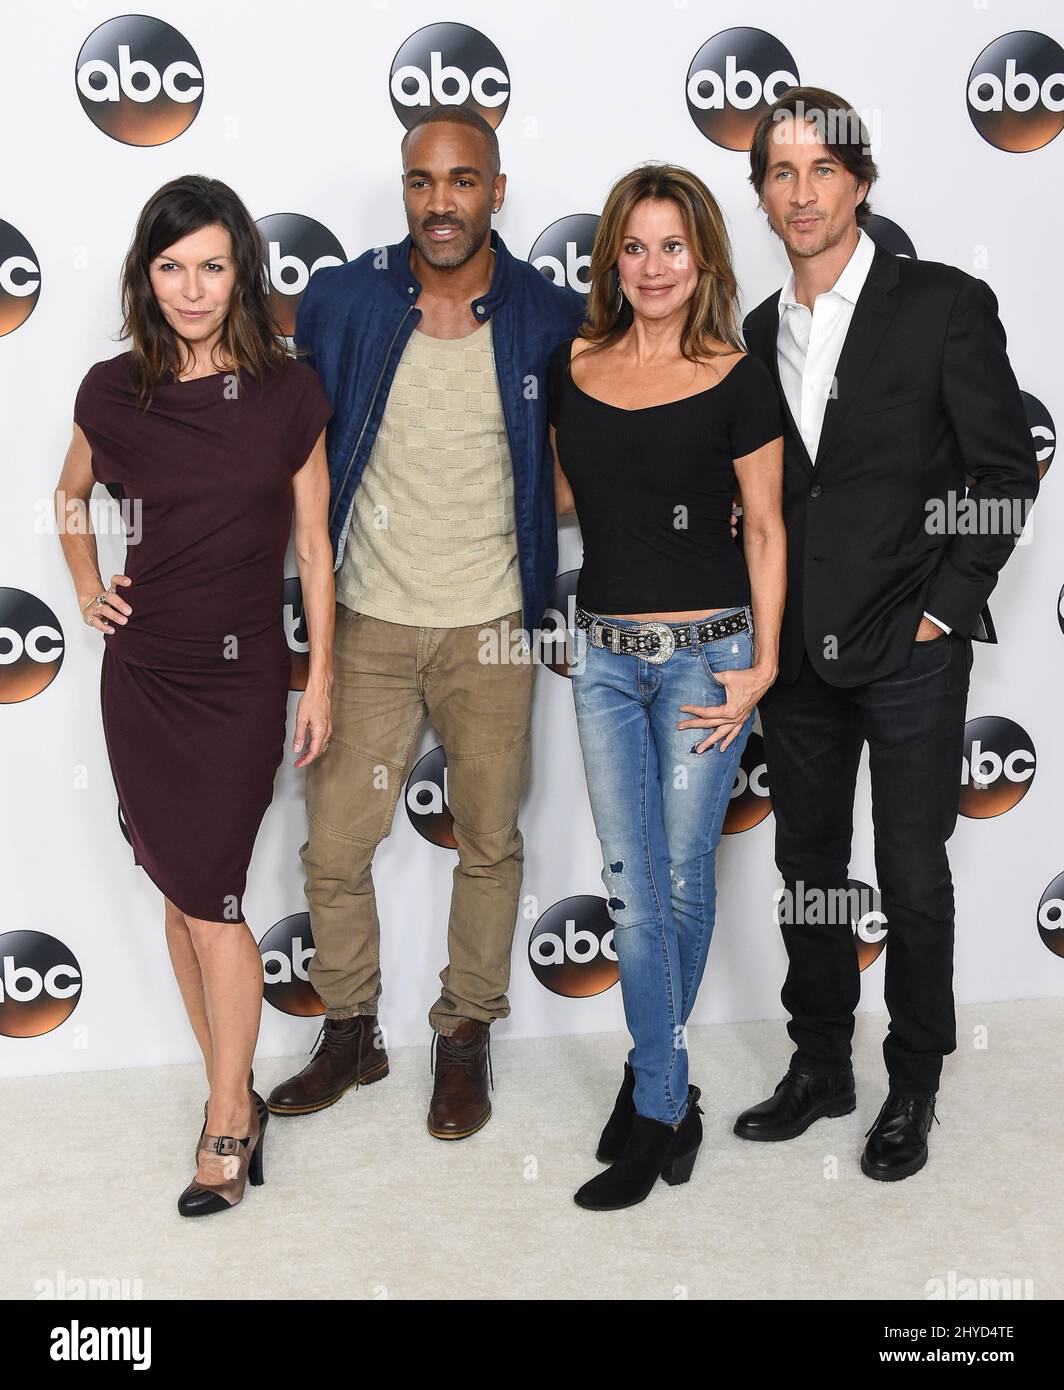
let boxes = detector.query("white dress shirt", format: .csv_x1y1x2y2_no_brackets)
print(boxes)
774,228,950,635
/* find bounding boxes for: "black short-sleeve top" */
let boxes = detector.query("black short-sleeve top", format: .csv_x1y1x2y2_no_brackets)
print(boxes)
547,337,783,613
73,351,333,670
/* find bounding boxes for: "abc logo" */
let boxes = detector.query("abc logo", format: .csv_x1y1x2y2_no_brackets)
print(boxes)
529,215,599,295
541,571,580,679
959,716,1036,818
283,576,309,691
0,589,64,704
0,220,41,337
390,23,509,130
967,31,1064,152
259,913,325,1017
686,28,799,150
1037,872,1064,959
849,879,888,971
75,15,203,146
406,746,458,849
864,214,917,259
723,733,771,833
1020,391,1055,478
528,896,619,998
255,214,345,338
0,931,82,1038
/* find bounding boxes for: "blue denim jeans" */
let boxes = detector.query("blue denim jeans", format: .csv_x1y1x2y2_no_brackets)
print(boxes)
570,605,756,1125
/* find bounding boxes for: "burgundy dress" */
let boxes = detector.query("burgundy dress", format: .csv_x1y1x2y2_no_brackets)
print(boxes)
73,352,333,923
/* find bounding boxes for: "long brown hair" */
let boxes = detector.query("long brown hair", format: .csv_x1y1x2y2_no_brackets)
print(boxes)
579,163,743,363
119,174,290,407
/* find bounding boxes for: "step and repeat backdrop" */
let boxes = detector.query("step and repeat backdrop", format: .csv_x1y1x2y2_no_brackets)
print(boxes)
2,1,1061,1077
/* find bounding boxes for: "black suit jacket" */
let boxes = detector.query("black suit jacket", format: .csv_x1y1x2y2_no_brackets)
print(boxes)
743,244,1039,687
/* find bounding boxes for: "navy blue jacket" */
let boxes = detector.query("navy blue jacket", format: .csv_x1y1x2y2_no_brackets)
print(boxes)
294,229,585,634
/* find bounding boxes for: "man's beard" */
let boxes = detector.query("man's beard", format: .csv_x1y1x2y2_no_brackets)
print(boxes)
410,220,490,269
778,215,848,260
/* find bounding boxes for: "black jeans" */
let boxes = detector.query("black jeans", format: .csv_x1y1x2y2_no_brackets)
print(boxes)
759,631,973,1094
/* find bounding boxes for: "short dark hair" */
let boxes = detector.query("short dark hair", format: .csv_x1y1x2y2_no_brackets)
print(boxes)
400,106,501,179
748,85,878,227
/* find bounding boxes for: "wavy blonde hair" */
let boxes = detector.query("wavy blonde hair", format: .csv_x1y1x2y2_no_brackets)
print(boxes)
579,163,743,363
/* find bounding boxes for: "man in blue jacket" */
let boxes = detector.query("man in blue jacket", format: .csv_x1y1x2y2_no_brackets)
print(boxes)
268,106,584,1138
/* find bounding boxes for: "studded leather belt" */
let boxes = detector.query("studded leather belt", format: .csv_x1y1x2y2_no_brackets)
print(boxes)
574,604,750,666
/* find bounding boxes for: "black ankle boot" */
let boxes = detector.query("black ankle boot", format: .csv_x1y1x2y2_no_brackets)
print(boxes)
861,1089,939,1181
575,1086,704,1211
596,1062,636,1163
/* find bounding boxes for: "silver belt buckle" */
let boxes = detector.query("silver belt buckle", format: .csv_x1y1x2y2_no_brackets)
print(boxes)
639,621,676,665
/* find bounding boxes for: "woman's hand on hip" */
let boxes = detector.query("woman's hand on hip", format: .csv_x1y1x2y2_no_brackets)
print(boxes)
80,574,132,634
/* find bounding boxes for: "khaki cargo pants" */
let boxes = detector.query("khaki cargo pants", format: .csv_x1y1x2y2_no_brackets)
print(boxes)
300,604,533,1036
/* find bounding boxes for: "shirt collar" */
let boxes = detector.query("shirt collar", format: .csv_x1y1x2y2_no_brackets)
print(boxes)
394,227,510,316
777,227,875,316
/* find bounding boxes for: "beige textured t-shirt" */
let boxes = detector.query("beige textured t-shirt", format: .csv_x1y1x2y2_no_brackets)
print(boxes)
335,318,523,627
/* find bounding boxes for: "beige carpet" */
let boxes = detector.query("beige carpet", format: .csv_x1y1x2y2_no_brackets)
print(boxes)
4,999,1061,1301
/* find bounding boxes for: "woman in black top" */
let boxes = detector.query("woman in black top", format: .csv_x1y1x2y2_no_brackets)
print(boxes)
548,163,786,1210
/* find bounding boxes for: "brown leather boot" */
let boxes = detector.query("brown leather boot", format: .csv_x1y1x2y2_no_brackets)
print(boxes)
427,1018,493,1140
267,1015,388,1115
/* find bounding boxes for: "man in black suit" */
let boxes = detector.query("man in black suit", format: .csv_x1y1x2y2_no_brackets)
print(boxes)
732,86,1039,1179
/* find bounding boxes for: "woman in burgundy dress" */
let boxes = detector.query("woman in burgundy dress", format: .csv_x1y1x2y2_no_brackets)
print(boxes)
55,175,335,1217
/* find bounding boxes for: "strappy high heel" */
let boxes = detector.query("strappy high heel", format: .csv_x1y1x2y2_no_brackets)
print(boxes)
195,1068,264,1159
179,1088,267,1217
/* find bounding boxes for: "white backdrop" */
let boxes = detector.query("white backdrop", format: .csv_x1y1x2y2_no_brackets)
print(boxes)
2,0,1061,1078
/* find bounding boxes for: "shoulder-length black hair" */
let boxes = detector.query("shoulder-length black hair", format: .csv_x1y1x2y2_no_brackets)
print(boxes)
119,174,290,406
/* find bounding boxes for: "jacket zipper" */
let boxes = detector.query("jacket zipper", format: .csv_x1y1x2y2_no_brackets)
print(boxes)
488,322,528,633
330,305,416,564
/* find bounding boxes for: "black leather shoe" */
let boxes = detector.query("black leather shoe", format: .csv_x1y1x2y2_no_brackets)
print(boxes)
734,1067,856,1141
575,1086,703,1211
596,1061,636,1163
861,1089,939,1181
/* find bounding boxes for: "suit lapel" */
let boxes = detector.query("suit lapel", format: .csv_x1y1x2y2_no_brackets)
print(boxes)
771,326,814,476
814,246,901,469
748,302,813,476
